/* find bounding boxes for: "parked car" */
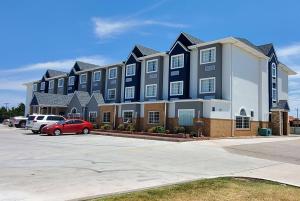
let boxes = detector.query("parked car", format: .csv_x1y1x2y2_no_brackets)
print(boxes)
31,115,65,134
26,115,38,129
2,119,10,125
41,119,93,136
10,116,28,128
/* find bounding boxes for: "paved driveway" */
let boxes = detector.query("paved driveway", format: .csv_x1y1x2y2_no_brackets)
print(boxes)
0,125,300,201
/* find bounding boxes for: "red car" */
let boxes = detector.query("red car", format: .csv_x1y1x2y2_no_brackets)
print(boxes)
41,119,93,136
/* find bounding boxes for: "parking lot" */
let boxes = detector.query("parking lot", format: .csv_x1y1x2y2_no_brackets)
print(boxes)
0,125,300,201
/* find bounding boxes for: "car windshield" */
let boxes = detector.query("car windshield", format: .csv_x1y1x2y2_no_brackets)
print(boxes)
28,116,35,120
57,120,66,125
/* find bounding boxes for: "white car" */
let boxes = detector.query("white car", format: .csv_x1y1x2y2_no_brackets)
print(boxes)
31,115,65,134
10,116,28,128
26,115,38,129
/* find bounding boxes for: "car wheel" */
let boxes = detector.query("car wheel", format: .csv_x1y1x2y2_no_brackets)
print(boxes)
54,129,61,136
82,128,89,135
32,130,38,134
20,121,26,128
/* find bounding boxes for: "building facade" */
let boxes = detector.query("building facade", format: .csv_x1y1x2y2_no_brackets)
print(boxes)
24,32,296,137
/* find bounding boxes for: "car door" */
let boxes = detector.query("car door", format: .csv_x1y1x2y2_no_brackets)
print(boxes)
62,120,76,133
72,120,84,133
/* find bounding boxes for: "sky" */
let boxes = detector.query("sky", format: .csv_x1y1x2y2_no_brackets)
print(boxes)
0,0,300,116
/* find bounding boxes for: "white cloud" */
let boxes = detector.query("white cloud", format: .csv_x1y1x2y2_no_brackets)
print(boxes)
92,17,187,39
0,55,109,74
277,43,300,58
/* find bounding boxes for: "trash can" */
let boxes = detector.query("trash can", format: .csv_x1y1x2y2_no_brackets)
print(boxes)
259,128,272,136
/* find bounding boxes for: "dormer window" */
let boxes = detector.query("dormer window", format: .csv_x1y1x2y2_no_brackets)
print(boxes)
93,71,101,82
58,78,64,88
40,82,45,90
146,59,158,73
33,83,37,92
200,47,216,64
126,64,136,76
171,54,184,69
68,76,75,86
80,74,87,84
272,63,276,78
109,68,117,79
48,80,54,89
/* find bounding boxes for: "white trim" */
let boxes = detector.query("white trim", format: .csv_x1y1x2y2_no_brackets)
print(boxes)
170,54,184,69
68,76,75,86
102,111,111,123
146,59,158,73
272,63,277,78
200,47,216,64
137,52,167,60
79,73,87,84
108,67,117,79
122,110,134,122
145,84,157,98
148,111,160,124
272,88,277,101
125,64,136,76
58,78,64,88
169,41,189,53
93,71,101,82
178,109,195,126
125,86,135,99
89,111,97,122
199,77,216,94
48,80,54,90
107,88,116,100
70,107,78,114
170,81,184,96
40,82,45,90
33,83,37,91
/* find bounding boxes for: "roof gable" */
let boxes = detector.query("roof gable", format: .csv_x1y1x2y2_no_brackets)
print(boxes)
30,92,71,107
170,32,203,51
88,93,104,105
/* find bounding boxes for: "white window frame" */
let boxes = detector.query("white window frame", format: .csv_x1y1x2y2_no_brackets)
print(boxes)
125,86,135,99
33,83,37,91
93,71,101,82
126,64,136,76
40,82,45,90
200,47,216,64
68,76,75,86
122,110,134,123
80,73,87,84
102,112,111,123
48,80,54,90
170,81,184,96
146,59,158,73
199,77,216,94
58,78,64,88
109,67,117,79
148,111,160,124
170,54,184,69
272,63,276,78
235,108,250,129
107,88,116,100
178,109,195,126
89,111,97,123
272,88,277,101
145,84,157,98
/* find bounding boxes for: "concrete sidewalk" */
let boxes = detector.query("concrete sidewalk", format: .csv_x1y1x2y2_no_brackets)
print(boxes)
0,125,299,201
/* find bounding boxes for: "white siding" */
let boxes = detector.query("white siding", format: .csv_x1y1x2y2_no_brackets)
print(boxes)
277,67,289,100
25,84,33,116
190,49,198,99
167,102,175,117
222,43,232,101
203,100,231,119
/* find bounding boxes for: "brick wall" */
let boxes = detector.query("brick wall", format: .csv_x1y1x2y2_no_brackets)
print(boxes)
143,103,166,131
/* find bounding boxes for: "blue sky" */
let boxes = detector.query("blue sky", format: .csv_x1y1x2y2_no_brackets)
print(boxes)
0,0,300,116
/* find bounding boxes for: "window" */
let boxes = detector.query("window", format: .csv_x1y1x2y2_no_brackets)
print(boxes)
148,111,160,124
89,112,97,123
125,86,135,99
48,80,54,89
200,77,215,94
40,82,45,90
236,109,250,129
251,110,254,118
46,116,65,121
68,76,75,86
145,84,157,97
171,54,184,69
146,59,158,73
200,47,216,64
93,71,101,82
178,109,194,126
58,78,64,88
37,116,45,120
80,74,87,84
108,88,116,100
272,63,276,78
123,111,133,123
109,68,117,79
272,88,277,101
33,83,37,91
126,64,136,76
170,81,183,96
103,112,110,123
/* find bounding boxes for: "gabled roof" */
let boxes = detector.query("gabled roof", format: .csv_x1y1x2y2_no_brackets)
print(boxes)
46,69,68,78
75,61,100,71
181,32,204,45
234,37,267,55
89,93,105,105
257,43,273,56
135,45,159,56
30,92,71,107
273,100,290,111
72,91,91,106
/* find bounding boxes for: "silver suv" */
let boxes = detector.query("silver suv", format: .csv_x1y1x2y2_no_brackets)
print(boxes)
31,115,65,134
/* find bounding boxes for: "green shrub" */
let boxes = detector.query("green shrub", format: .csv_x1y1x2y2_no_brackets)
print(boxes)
174,126,185,134
117,124,125,131
148,126,165,133
101,124,111,130
127,123,136,132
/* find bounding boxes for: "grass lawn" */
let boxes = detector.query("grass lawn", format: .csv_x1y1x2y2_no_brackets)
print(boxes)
89,177,300,201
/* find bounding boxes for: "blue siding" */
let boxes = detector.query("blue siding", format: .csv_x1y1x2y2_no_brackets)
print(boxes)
124,54,141,102
67,70,79,94
168,43,190,99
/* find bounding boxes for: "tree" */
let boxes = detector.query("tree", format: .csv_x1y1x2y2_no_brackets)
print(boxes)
0,103,25,122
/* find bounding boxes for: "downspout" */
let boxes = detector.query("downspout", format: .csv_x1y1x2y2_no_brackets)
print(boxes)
230,44,234,137
113,104,117,129
164,101,167,129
